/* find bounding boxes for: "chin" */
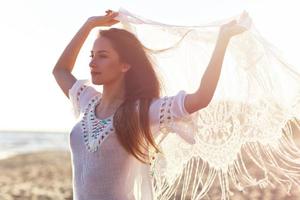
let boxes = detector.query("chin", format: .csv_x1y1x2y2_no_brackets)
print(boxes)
91,78,103,85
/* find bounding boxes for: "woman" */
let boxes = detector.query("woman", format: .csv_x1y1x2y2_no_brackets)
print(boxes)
52,9,246,200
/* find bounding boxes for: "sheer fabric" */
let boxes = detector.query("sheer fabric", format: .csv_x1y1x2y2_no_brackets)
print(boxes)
106,7,300,200
68,79,191,200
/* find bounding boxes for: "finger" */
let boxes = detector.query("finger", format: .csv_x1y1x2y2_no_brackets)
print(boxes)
237,25,247,31
109,11,118,15
108,19,119,24
105,12,116,19
106,12,118,19
224,20,236,27
111,12,119,17
242,10,249,18
235,26,247,34
231,20,237,25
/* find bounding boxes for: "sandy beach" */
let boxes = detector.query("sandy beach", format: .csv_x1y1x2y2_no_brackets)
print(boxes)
0,151,72,200
1,151,300,200
0,120,300,200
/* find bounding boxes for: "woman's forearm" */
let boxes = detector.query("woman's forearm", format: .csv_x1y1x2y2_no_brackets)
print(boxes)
197,34,230,105
52,20,94,73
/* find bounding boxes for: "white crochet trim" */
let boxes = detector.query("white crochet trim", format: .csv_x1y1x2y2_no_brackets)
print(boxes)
69,79,90,118
80,94,115,152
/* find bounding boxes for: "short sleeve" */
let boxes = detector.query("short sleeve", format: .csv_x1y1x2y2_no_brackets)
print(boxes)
149,90,191,137
68,79,100,118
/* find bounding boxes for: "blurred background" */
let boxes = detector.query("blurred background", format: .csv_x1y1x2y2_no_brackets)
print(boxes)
0,0,299,199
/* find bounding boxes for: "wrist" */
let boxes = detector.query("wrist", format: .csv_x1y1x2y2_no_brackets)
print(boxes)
84,19,96,30
217,32,230,44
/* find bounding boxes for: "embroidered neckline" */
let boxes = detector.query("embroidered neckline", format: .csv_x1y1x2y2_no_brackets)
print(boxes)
80,94,115,152
93,98,115,122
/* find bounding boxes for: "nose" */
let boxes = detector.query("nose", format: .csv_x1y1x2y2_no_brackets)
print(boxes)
89,60,96,70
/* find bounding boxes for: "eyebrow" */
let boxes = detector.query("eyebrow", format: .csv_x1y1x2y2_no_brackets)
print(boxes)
90,50,109,54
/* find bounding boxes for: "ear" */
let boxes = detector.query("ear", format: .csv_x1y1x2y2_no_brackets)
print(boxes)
121,63,131,73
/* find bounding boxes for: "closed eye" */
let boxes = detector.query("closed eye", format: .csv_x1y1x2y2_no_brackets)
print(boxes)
89,54,107,58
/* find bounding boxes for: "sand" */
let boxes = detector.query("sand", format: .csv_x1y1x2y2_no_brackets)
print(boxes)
0,151,72,200
1,150,300,200
0,119,300,200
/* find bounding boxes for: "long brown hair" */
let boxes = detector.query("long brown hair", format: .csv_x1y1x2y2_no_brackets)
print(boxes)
99,28,163,164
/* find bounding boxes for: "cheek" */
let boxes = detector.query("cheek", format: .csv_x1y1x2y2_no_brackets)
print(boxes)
95,58,111,67
96,60,122,79
102,59,121,72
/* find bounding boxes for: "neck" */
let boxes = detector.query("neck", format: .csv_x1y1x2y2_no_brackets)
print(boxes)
100,78,125,110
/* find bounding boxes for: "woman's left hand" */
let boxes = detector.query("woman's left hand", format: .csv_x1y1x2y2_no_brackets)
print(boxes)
219,19,248,40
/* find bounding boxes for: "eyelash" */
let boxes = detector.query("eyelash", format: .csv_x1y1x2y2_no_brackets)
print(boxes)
89,55,107,58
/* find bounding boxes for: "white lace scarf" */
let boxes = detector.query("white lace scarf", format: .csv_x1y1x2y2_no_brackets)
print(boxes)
112,7,300,200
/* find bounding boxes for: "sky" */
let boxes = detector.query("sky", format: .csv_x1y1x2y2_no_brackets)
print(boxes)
0,0,299,132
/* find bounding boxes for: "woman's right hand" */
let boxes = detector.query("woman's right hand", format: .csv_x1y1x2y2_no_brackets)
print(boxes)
87,9,119,28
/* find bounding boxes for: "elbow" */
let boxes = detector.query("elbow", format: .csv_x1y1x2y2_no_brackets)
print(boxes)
198,101,210,110
52,67,59,75
197,93,212,108
194,98,211,112
52,67,66,75
203,98,212,107
202,98,212,108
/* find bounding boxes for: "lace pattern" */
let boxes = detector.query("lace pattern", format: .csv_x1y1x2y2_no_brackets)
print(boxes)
159,96,175,134
80,94,115,152
114,7,300,200
68,79,96,118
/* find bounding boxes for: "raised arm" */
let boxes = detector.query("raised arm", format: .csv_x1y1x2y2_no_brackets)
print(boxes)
52,10,119,98
52,20,93,98
184,20,247,114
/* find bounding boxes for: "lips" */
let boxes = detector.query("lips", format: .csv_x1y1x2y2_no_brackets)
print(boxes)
91,72,102,75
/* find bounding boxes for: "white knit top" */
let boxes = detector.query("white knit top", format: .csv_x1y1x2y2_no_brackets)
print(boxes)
68,79,190,200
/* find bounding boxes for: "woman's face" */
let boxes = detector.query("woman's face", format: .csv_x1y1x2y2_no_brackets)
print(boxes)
89,36,129,85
